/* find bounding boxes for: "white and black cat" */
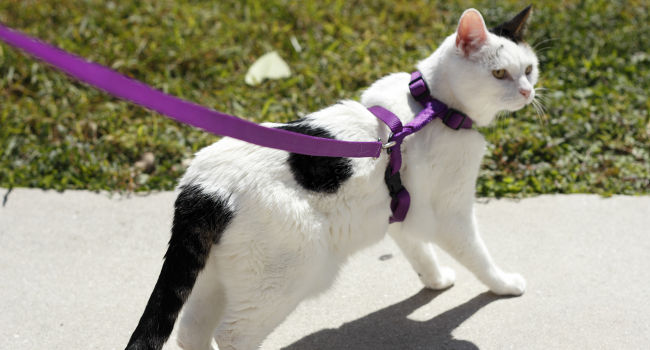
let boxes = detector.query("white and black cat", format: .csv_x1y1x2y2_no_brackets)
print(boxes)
126,6,539,350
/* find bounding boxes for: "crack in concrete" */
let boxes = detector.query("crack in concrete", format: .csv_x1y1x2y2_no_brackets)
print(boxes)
2,188,12,207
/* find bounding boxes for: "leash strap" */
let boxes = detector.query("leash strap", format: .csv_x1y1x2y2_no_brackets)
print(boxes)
0,23,477,224
0,23,383,158
369,71,473,223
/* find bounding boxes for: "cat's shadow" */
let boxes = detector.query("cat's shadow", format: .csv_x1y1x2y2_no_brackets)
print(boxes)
282,289,504,350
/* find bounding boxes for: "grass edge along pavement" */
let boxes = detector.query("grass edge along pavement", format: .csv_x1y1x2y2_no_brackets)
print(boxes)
0,0,648,196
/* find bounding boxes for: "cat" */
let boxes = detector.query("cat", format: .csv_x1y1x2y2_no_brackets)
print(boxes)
126,6,538,350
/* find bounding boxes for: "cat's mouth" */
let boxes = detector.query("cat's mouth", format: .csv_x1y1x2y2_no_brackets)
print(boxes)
519,91,535,107
525,90,536,103
504,94,534,112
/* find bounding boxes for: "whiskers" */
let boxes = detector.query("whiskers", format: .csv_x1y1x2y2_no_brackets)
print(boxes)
531,37,559,54
488,88,551,134
531,88,551,125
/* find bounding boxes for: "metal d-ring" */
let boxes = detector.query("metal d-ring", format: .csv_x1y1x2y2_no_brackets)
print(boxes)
381,132,396,150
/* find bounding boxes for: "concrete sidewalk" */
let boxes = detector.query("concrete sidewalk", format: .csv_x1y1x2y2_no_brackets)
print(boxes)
1,188,648,349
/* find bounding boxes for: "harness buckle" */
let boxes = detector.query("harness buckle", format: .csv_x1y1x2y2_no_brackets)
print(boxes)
409,74,430,102
443,108,468,130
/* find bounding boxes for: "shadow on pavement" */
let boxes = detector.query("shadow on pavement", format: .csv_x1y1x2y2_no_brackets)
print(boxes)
282,289,503,350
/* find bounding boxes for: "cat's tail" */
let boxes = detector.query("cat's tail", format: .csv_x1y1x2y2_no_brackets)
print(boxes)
125,184,234,350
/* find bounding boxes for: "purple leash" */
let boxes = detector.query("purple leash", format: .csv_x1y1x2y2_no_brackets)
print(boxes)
0,23,382,158
0,23,473,223
368,71,473,223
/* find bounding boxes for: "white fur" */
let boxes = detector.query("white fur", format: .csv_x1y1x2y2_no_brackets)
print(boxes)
175,8,537,350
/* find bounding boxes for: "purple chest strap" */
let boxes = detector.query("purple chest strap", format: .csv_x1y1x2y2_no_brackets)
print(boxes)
369,71,473,223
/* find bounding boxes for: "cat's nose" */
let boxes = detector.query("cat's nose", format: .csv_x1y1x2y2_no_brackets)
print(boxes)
519,88,531,98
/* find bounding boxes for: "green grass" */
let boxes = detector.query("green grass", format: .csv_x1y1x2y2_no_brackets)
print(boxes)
1,0,648,196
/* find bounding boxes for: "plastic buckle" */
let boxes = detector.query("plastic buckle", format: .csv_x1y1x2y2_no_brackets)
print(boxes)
443,108,468,130
408,75,429,101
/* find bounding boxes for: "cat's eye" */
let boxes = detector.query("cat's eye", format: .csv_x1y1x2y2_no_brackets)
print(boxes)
492,69,507,80
525,65,533,75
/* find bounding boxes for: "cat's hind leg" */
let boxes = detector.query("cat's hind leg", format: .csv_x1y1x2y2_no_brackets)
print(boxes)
390,229,455,290
214,295,301,350
211,236,334,350
176,254,226,350
212,265,317,350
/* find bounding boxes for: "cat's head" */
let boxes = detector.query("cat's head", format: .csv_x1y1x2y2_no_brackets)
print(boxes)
421,6,539,126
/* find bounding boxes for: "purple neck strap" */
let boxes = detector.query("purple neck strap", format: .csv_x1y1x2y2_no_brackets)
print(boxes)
369,71,473,223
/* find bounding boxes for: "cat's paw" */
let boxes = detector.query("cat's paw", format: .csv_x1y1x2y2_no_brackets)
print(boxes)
419,266,456,290
489,272,526,296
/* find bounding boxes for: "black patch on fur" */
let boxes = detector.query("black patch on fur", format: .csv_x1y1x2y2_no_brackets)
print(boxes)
125,184,234,350
276,120,353,194
490,5,533,43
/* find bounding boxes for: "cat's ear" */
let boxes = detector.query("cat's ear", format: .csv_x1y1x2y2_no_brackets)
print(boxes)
491,5,533,43
455,9,489,56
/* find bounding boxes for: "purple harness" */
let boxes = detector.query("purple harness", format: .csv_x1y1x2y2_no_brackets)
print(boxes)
369,72,473,223
0,23,472,223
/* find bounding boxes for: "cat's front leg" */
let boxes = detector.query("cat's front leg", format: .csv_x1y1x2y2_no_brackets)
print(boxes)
389,229,455,290
433,209,526,296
